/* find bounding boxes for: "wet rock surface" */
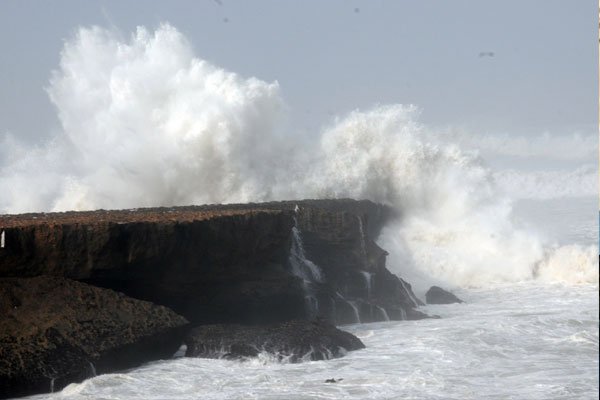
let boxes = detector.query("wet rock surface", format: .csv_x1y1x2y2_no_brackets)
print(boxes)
0,199,433,397
185,319,365,362
0,276,188,399
0,208,304,325
425,286,464,304
290,204,425,324
0,199,423,325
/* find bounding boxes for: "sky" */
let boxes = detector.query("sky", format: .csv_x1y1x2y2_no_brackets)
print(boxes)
0,0,597,144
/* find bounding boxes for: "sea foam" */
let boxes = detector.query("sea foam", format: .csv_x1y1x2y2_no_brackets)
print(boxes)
1,24,596,289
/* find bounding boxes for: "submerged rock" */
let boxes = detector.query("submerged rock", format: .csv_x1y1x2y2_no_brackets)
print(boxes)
0,276,188,399
425,286,464,304
185,319,365,362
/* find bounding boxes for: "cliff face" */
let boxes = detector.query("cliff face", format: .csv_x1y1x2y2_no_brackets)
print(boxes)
1,209,305,325
292,204,424,324
0,199,421,326
0,199,427,398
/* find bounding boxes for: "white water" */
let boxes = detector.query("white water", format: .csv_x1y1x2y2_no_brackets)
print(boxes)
357,216,368,259
5,24,598,399
360,271,372,299
290,225,324,284
1,24,596,291
347,301,362,324
28,282,598,400
88,362,96,378
375,305,390,322
399,278,421,308
289,209,325,318
399,306,407,321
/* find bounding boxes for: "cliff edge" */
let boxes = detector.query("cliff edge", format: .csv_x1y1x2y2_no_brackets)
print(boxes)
0,199,425,398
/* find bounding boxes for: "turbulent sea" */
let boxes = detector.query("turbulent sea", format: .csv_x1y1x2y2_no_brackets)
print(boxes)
25,197,598,400
4,24,597,399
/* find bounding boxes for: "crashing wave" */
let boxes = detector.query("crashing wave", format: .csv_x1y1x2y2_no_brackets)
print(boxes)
1,23,596,288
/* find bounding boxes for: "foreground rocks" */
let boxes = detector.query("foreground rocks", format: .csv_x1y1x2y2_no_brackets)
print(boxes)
185,319,364,362
0,276,188,399
425,286,464,304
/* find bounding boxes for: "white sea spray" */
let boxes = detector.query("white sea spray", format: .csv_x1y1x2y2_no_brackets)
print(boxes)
0,24,596,290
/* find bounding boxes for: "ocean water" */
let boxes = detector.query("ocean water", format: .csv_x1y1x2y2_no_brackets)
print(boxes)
5,24,598,399
28,284,598,400
25,197,598,400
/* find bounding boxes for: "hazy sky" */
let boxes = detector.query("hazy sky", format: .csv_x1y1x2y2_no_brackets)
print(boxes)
0,0,597,143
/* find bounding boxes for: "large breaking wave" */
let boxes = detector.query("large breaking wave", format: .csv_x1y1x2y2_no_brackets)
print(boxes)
1,24,596,288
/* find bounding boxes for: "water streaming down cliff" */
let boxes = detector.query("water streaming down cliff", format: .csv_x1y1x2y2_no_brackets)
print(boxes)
289,209,324,283
357,216,368,259
87,362,96,378
288,205,324,317
347,301,361,324
376,305,391,321
360,271,373,299
0,22,597,400
284,203,401,324
399,279,421,307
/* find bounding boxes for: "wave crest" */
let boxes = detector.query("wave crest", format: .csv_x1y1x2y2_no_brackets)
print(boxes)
535,245,598,285
1,24,595,288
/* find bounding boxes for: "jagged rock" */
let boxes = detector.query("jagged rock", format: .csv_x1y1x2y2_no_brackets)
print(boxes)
0,199,426,325
0,276,188,399
291,205,422,323
185,319,364,362
0,208,305,325
425,286,464,304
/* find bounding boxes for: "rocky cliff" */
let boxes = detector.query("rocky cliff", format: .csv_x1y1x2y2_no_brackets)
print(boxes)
0,199,427,398
291,204,424,324
0,199,421,325
1,208,304,324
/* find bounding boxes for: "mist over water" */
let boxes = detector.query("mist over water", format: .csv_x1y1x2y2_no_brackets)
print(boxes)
0,24,597,290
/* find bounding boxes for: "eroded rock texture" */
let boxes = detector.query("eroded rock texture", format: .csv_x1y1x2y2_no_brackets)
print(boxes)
290,203,426,324
0,276,188,399
0,200,424,324
0,209,304,325
0,199,424,326
0,199,430,398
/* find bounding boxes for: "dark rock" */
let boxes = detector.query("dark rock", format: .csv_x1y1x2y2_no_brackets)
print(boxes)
0,209,305,325
0,276,188,399
185,319,364,362
425,286,464,304
290,205,423,323
0,199,427,325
